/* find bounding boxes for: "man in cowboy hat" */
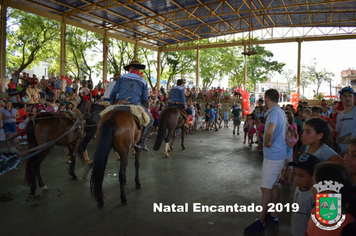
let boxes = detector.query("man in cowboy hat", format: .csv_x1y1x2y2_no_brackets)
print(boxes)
109,60,153,151
168,79,186,109
103,72,120,102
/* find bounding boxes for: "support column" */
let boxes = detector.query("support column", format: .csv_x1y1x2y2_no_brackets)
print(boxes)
0,0,7,94
60,16,66,77
134,40,139,60
157,50,161,90
196,46,200,92
243,41,247,89
103,30,108,83
297,38,302,98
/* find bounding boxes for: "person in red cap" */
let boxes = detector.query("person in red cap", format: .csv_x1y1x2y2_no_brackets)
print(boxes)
336,87,356,156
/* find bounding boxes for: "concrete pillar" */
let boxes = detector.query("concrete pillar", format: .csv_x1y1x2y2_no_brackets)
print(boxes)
0,0,7,93
196,46,200,91
297,38,302,98
60,16,66,77
157,50,161,90
103,30,108,83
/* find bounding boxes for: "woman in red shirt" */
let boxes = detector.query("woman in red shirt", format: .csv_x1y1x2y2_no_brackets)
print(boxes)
150,103,160,134
90,86,99,101
7,79,18,96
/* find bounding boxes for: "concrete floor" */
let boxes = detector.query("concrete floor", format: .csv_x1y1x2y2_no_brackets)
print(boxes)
0,124,295,236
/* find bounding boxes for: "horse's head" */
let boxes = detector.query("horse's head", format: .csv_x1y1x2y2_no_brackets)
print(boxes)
77,95,91,120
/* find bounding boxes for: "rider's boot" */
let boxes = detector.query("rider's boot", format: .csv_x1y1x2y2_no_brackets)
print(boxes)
135,126,150,151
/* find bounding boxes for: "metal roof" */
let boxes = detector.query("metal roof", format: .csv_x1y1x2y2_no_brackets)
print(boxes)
11,0,356,48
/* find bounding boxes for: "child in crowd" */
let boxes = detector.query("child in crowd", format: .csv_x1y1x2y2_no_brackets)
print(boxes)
257,117,265,154
247,114,256,146
209,104,218,131
22,94,30,111
196,111,203,129
150,103,159,135
301,118,343,164
224,108,229,128
286,110,299,142
279,126,297,185
302,108,312,131
305,162,356,235
57,102,66,113
243,115,249,144
288,153,320,236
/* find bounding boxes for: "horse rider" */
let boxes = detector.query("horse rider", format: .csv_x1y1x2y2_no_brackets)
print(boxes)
109,60,153,151
168,79,187,109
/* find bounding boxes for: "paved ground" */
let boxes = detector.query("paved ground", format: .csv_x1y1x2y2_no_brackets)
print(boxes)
0,124,296,236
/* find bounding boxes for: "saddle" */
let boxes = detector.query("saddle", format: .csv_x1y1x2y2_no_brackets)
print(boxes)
99,104,150,129
170,106,189,125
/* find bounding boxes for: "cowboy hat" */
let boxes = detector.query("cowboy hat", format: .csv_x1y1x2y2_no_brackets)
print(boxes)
177,79,186,85
110,72,121,80
124,60,146,71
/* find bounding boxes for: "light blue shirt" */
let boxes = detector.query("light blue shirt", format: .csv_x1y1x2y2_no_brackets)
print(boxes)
109,73,148,105
169,86,186,104
263,105,287,160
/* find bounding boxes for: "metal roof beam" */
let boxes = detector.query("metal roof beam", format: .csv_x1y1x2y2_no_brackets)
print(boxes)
160,34,356,52
7,0,159,51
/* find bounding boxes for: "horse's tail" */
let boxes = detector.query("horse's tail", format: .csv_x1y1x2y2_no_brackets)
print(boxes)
90,118,116,203
25,119,37,185
153,110,168,151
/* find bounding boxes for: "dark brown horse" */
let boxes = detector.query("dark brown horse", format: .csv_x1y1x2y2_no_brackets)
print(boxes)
25,112,85,197
90,109,142,208
153,106,186,157
75,97,105,164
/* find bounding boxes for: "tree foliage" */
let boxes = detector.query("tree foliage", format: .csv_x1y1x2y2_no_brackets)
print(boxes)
302,58,335,95
282,69,297,92
66,26,100,79
6,8,60,76
160,50,195,90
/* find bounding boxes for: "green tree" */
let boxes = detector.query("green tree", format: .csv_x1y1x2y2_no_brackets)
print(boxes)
160,50,195,90
66,26,100,79
6,8,60,76
245,45,285,92
282,69,297,92
200,47,237,88
303,58,335,95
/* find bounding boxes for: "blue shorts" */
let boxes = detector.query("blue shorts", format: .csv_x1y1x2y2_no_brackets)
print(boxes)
3,122,17,134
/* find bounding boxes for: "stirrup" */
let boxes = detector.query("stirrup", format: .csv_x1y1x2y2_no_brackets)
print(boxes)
135,142,149,151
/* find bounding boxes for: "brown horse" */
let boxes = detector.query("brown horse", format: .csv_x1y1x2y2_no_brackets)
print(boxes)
153,106,186,157
90,109,142,208
25,112,85,197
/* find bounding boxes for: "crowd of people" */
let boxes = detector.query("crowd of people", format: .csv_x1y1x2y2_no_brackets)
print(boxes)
2,67,356,235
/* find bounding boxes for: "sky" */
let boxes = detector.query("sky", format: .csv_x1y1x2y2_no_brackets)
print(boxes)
263,39,356,97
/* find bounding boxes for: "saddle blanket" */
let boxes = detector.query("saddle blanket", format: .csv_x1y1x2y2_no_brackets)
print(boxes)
99,104,150,127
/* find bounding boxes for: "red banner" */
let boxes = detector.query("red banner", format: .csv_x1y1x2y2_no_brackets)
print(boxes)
290,92,299,110
242,90,250,116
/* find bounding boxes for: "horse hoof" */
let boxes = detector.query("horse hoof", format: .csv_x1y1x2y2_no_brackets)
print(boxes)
164,153,169,158
170,147,173,151
41,186,48,191
136,184,142,189
131,148,136,155
121,199,128,205
98,202,105,209
28,194,35,201
72,175,78,180
66,160,71,164
182,145,186,150
115,152,120,160
85,160,93,165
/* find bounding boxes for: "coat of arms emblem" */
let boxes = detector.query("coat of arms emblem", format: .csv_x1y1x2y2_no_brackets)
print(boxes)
311,181,346,231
